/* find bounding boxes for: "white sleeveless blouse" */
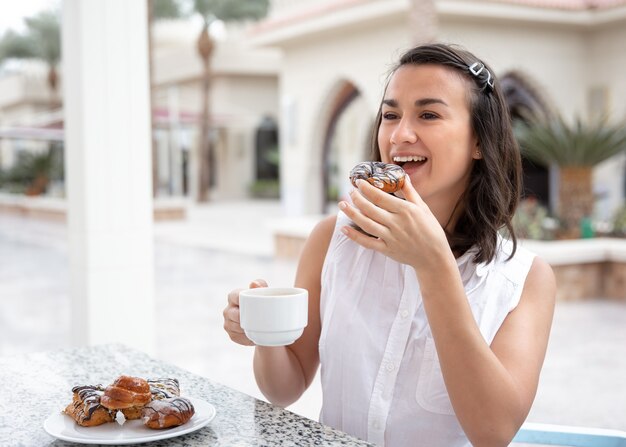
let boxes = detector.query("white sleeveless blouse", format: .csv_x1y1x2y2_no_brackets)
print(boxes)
319,211,536,446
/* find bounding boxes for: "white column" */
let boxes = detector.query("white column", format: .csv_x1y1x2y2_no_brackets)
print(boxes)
62,0,156,353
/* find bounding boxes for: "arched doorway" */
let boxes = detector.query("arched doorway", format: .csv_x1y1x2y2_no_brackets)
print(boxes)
501,71,553,209
321,80,371,213
255,115,279,181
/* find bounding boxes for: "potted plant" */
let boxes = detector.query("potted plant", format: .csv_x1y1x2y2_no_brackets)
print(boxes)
515,116,626,238
4,150,57,196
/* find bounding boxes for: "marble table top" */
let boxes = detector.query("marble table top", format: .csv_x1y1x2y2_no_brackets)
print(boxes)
0,344,373,446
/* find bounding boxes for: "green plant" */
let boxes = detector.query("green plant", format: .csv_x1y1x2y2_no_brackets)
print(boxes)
149,1,270,201
249,179,279,199
263,146,280,167
2,149,59,195
514,116,626,167
612,204,626,237
511,198,556,240
514,116,626,237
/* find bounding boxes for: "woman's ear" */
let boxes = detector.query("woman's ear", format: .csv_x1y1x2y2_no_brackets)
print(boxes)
472,142,482,159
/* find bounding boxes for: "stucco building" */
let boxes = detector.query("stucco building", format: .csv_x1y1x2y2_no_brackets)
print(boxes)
250,0,626,220
0,18,281,203
1,0,625,224
150,19,281,201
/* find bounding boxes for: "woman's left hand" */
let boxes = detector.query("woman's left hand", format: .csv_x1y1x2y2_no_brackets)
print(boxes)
339,178,452,271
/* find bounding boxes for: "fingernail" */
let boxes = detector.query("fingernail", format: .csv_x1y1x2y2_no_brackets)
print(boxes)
341,227,349,235
338,201,347,210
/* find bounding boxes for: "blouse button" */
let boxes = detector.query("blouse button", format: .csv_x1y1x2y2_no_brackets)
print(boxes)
400,309,409,319
386,362,395,372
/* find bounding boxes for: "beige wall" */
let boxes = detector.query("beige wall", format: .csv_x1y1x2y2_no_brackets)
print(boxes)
212,75,279,199
272,5,626,217
589,22,626,120
439,18,589,118
0,69,54,113
279,15,409,214
589,22,626,220
148,18,281,200
153,73,279,200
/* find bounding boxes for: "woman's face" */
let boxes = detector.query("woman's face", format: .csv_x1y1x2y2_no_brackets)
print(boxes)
378,64,480,218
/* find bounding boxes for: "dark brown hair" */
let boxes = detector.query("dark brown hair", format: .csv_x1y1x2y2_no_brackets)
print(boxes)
371,43,522,263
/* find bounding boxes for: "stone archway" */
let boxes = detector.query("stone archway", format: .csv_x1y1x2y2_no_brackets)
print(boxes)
501,71,554,208
320,80,371,213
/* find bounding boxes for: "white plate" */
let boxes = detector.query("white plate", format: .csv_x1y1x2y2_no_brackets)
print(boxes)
43,397,215,445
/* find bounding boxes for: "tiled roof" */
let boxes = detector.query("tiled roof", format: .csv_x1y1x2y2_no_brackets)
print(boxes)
486,0,626,10
250,0,626,40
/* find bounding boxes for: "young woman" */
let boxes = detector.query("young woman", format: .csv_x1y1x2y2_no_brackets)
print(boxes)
224,43,556,447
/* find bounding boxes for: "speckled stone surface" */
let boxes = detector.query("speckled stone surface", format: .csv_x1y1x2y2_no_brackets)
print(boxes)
0,344,373,446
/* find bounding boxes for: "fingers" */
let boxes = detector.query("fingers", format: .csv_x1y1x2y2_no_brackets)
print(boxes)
400,175,422,204
355,179,403,210
340,179,408,236
341,224,388,252
250,279,268,288
228,288,244,306
339,199,387,238
224,284,264,347
222,299,243,334
223,303,255,346
224,315,255,346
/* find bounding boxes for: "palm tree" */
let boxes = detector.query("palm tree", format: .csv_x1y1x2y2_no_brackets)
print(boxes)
189,0,270,201
148,0,269,201
0,10,61,108
515,116,626,237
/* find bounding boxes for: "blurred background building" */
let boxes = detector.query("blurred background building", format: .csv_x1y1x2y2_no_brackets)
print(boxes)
251,0,626,219
0,2,281,205
0,0,625,224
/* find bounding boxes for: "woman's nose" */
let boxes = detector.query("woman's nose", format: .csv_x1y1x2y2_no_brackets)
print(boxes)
390,118,418,145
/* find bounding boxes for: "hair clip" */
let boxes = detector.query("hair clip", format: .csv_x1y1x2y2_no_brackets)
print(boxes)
469,62,494,90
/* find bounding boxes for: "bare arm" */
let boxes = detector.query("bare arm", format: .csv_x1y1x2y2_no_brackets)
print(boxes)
340,179,555,446
252,215,336,407
418,255,555,446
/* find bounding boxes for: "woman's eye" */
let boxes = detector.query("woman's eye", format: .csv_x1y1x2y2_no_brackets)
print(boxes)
421,112,438,120
382,112,398,120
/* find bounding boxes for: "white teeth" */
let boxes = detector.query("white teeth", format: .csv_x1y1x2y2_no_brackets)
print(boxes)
393,155,426,162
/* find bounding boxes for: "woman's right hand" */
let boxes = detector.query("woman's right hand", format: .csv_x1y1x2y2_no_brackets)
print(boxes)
223,279,268,346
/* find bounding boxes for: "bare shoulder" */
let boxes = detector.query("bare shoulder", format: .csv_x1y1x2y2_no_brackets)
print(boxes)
294,215,337,301
311,215,337,240
299,215,337,262
522,256,556,307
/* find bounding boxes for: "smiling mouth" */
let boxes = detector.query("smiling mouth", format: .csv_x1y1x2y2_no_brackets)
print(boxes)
392,155,428,168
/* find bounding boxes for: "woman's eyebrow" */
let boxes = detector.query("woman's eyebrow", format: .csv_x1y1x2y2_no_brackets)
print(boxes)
415,97,448,107
382,98,448,107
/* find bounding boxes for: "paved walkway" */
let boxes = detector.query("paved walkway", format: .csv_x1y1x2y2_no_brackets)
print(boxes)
1,200,625,430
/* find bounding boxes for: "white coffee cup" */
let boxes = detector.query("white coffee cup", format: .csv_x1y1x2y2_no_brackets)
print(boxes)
239,287,308,346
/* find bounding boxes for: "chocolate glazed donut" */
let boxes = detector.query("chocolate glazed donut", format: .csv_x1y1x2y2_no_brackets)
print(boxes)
346,162,407,237
349,161,406,193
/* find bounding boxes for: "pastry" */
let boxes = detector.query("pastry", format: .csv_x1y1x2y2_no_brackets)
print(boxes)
349,161,406,193
142,397,195,429
101,375,152,420
63,384,116,427
148,378,180,400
